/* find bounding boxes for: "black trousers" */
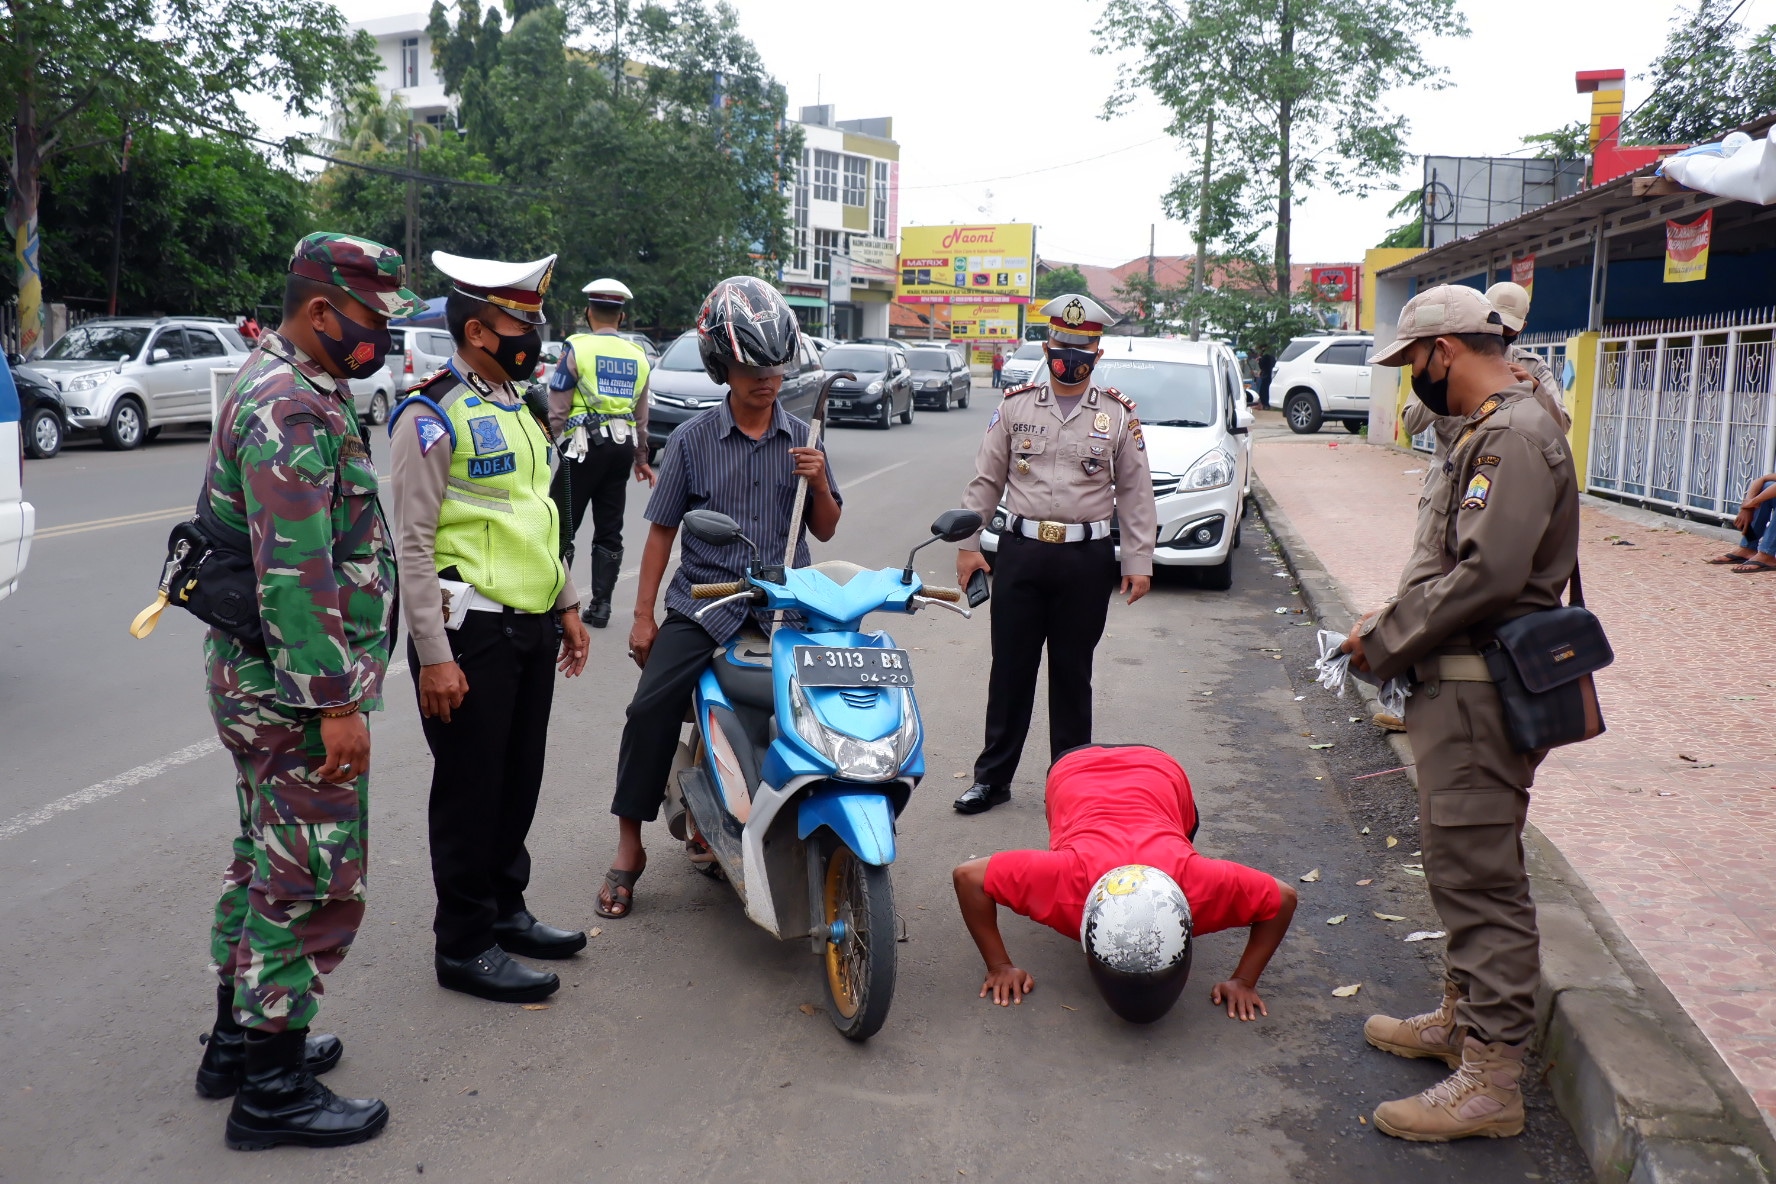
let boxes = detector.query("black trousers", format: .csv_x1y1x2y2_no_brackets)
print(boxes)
409,610,561,959
551,438,635,557
610,611,718,822
974,534,1118,788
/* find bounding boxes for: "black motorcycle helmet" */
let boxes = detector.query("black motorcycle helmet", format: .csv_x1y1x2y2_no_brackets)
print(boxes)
696,275,800,385
1080,865,1194,1024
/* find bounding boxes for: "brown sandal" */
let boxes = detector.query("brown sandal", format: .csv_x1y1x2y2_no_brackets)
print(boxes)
1731,559,1776,574
1708,551,1755,564
596,862,645,918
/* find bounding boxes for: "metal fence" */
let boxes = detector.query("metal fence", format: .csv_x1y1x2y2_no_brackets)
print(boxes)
1587,308,1776,521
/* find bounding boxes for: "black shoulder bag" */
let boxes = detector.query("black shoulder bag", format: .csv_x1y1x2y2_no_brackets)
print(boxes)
1477,562,1612,752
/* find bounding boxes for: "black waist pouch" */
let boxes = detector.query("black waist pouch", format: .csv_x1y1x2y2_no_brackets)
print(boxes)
1478,564,1612,752
163,509,268,649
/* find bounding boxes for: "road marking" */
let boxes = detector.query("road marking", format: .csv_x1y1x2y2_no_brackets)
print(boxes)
846,460,910,488
0,659,409,842
35,506,190,539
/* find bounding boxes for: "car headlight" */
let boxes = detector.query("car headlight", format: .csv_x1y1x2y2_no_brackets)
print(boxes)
65,374,102,393
1183,448,1236,491
866,380,883,395
788,682,918,782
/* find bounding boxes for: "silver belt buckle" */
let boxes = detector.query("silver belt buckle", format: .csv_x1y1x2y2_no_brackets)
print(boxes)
1037,520,1067,544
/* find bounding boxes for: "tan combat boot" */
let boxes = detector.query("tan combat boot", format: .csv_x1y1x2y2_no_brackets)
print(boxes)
1371,1035,1526,1142
1363,977,1463,1068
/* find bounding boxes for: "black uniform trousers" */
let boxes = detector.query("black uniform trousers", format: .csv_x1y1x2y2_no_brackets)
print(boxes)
551,438,634,557
974,533,1119,788
611,610,719,821
409,609,560,959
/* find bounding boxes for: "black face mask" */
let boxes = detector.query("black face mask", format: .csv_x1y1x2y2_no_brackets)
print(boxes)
1048,345,1098,386
1410,346,1451,416
480,325,543,383
316,302,392,380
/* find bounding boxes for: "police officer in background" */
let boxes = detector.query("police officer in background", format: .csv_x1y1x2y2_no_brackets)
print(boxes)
1342,284,1580,1141
952,294,1158,815
548,278,656,629
388,251,592,1005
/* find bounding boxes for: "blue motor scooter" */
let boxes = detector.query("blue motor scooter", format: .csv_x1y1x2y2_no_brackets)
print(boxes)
667,505,982,1041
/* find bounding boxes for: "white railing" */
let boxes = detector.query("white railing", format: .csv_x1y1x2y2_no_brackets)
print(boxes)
1588,308,1776,520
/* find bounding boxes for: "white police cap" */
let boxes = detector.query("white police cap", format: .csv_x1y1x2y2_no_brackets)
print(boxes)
582,277,633,306
432,250,558,325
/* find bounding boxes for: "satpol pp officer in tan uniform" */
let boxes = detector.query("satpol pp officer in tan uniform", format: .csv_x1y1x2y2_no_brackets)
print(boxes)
1341,284,1579,1142
953,293,1159,815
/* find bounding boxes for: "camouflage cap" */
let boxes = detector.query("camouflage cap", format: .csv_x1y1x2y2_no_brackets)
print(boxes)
288,232,423,319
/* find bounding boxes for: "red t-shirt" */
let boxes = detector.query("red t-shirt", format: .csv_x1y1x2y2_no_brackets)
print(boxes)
984,746,1282,941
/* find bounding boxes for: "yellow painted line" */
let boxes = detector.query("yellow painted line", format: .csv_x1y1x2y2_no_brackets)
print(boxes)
35,506,190,539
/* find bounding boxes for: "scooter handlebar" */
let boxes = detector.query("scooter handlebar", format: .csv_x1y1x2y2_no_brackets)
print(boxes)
920,585,963,602
691,581,747,599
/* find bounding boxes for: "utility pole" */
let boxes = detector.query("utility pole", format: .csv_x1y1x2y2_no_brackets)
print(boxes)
1190,108,1214,343
106,127,133,317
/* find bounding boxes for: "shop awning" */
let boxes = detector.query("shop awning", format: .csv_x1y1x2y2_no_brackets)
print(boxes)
784,294,827,309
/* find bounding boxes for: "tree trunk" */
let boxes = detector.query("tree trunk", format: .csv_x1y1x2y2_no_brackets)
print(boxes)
7,60,46,357
1191,107,1214,342
1274,0,1294,304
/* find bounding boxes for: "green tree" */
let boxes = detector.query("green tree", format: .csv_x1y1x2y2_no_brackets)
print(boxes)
2,0,375,354
1098,0,1465,304
1036,265,1090,300
1626,0,1776,144
1521,120,1590,160
1377,188,1423,249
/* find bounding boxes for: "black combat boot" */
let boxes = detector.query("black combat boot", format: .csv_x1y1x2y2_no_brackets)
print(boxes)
196,982,343,1099
582,544,623,628
224,1028,389,1150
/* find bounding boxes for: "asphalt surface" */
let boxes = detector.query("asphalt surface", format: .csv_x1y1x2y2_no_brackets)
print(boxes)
0,396,1591,1182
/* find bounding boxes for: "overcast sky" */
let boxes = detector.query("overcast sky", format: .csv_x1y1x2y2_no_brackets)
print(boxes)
317,0,1712,267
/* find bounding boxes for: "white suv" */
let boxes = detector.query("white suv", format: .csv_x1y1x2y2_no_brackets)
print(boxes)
33,318,251,449
1273,333,1374,434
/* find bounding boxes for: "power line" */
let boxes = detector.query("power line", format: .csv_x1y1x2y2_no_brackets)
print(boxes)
190,117,549,195
898,137,1170,191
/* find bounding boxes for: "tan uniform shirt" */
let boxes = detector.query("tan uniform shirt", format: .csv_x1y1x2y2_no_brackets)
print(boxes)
388,353,580,667
545,327,651,442
1401,346,1569,460
1360,382,1579,680
960,381,1158,577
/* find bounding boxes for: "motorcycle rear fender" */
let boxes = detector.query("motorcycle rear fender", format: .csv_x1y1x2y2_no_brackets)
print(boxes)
797,789,897,866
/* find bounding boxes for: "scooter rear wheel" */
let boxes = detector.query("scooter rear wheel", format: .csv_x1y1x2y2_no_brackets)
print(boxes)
822,844,896,1041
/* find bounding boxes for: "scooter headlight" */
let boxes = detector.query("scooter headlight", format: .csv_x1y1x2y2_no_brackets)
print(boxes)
788,679,831,758
789,684,920,783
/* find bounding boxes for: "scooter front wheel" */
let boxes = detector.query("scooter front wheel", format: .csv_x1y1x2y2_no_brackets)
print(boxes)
822,845,896,1041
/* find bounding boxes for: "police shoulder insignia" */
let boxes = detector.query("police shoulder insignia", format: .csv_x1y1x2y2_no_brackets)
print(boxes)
1004,381,1038,396
986,406,1002,431
1473,454,1503,468
1475,393,1505,420
415,416,450,456
1461,471,1492,510
1105,387,1136,411
411,367,454,393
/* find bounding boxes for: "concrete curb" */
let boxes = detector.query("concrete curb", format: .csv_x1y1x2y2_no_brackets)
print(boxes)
1250,466,1775,1184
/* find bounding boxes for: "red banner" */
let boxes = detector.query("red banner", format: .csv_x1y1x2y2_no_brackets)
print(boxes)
1310,266,1356,303
1511,254,1535,297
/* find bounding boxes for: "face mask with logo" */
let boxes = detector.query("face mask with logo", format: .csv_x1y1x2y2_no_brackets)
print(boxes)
1048,345,1098,386
1410,342,1452,416
316,302,392,379
482,325,543,383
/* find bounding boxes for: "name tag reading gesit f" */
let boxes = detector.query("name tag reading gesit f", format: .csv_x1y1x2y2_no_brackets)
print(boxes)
793,646,915,687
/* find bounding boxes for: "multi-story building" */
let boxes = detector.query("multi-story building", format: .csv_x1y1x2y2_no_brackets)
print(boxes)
780,106,899,340
349,14,452,127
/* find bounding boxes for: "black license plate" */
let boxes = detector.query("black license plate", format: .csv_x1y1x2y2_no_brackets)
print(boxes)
793,646,915,687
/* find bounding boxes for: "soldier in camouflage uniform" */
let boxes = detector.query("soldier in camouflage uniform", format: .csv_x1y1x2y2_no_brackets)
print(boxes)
192,233,419,1152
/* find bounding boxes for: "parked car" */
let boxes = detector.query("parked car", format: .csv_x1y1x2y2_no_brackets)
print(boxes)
33,317,251,449
820,343,915,429
808,336,839,355
977,337,1253,589
0,354,33,604
11,360,69,458
394,325,456,392
904,344,971,411
646,331,824,457
999,339,1047,387
1272,332,1374,434
348,363,399,427
617,331,660,364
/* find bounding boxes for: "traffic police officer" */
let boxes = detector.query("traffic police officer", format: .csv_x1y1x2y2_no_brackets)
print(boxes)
1342,284,1580,1141
547,277,656,628
953,293,1159,814
192,232,416,1150
388,250,592,1005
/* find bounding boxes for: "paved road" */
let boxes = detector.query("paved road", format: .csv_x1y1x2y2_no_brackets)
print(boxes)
0,395,1589,1182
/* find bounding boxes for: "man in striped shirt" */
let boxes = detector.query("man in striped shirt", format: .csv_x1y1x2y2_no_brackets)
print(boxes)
595,277,841,919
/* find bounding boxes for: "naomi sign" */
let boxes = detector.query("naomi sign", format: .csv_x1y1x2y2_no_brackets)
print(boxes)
896,223,1035,304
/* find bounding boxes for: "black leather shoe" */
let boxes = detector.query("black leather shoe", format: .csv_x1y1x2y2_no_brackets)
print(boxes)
493,909,587,959
224,1029,388,1151
196,983,342,1099
435,945,560,1004
954,782,1010,814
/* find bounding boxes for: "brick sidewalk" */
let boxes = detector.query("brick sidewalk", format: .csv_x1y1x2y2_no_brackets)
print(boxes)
1255,420,1776,1129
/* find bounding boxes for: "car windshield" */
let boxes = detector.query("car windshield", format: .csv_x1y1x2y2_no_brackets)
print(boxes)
1091,359,1218,426
1012,341,1044,360
822,346,892,372
658,334,704,371
44,324,149,361
1278,339,1319,363
906,348,950,370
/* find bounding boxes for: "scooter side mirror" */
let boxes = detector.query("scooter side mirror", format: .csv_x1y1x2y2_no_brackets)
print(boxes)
930,509,983,542
683,509,745,547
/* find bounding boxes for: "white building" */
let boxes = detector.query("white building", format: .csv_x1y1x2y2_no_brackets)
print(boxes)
780,106,899,340
349,14,452,127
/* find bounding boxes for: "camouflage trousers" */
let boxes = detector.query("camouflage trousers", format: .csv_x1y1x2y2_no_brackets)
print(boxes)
207,657,369,1033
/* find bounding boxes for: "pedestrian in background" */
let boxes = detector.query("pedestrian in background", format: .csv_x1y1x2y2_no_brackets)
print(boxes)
1343,284,1580,1142
952,293,1158,816
387,250,592,1006
1256,349,1275,410
991,346,1005,388
194,232,418,1151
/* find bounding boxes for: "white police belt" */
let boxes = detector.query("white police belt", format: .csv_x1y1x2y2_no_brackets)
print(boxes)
439,577,544,630
1007,515,1112,544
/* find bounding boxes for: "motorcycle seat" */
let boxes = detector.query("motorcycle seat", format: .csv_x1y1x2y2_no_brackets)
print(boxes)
715,650,776,714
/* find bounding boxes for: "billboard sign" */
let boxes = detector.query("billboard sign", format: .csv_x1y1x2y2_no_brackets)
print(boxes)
950,303,1022,341
897,223,1035,304
850,236,896,274
829,253,854,299
1309,265,1356,303
1665,211,1711,284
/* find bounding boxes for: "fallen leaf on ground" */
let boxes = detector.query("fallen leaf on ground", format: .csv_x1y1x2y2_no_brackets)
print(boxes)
1404,930,1447,943
1374,912,1407,921
1402,863,1423,869
1060,1004,1077,1011
1310,743,1334,750
1356,879,1373,886
1300,868,1322,882
1359,826,1370,835
1385,836,1398,848
589,927,602,937
1359,1116,1368,1125
953,772,968,779
520,1004,551,1011
1327,914,1347,925
1401,867,1426,877
1678,753,1700,762
797,1003,818,1016
1332,984,1362,998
